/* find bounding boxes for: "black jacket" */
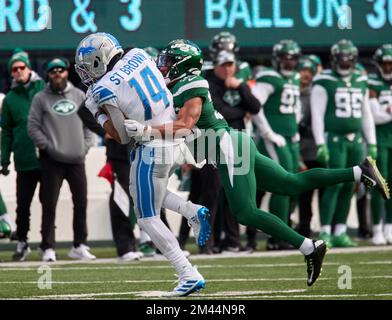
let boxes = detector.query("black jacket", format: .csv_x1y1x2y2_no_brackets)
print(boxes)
205,70,261,130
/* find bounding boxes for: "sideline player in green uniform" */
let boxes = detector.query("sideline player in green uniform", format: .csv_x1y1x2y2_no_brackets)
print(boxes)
251,40,301,240
125,40,389,286
311,39,378,248
369,44,392,245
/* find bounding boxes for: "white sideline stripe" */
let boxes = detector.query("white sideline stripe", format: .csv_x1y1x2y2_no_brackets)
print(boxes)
1,246,391,269
2,275,392,285
23,291,392,300
27,289,306,299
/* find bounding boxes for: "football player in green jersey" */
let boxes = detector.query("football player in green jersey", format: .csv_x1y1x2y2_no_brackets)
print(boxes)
251,40,302,243
311,39,378,248
125,40,389,286
369,44,392,245
203,31,252,83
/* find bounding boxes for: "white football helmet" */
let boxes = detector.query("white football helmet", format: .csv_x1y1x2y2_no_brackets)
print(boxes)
75,32,124,86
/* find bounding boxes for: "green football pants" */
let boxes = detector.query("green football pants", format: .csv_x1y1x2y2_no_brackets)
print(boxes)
0,192,7,216
258,137,300,224
319,133,364,226
216,130,355,248
371,146,392,224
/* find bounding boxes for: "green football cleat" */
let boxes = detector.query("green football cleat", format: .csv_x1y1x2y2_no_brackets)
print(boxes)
304,240,328,286
360,157,390,200
0,220,11,239
138,241,156,257
332,233,357,248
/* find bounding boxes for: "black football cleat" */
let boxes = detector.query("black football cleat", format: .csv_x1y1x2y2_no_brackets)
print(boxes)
360,157,390,200
304,240,327,287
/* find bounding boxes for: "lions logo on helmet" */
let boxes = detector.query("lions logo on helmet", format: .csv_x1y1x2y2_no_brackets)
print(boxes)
272,40,301,78
373,44,392,81
330,39,358,77
75,32,124,86
157,39,203,85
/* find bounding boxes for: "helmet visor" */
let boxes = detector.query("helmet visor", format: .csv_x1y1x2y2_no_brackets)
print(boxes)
157,53,176,78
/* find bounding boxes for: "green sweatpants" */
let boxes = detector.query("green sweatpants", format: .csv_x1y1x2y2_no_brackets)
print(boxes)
371,146,392,224
258,137,300,224
319,132,364,226
215,130,355,248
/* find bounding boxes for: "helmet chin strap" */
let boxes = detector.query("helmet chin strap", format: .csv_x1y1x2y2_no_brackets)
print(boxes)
380,67,392,81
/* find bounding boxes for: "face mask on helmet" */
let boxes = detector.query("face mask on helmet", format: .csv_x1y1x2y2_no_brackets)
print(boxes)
278,54,299,78
379,61,392,81
334,54,356,77
157,53,177,84
75,32,124,87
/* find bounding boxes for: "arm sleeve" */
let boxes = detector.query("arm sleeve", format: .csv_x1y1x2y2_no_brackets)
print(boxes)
104,105,131,145
311,84,328,145
236,83,261,114
369,97,392,125
361,90,377,145
1,99,12,165
27,95,51,150
251,107,274,138
251,82,275,106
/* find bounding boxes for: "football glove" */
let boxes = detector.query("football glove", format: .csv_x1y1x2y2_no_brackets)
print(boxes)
265,131,286,148
316,144,329,166
124,119,152,142
367,144,378,160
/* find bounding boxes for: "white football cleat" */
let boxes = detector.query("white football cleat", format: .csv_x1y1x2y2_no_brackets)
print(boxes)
68,244,96,260
118,251,141,262
42,248,56,262
372,232,387,246
162,266,205,297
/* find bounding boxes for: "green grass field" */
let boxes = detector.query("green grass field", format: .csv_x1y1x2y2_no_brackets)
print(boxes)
0,244,392,300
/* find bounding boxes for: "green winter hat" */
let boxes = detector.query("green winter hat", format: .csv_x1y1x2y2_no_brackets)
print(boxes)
8,48,31,72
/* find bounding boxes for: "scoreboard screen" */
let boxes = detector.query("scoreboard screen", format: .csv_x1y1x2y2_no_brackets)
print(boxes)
0,0,391,50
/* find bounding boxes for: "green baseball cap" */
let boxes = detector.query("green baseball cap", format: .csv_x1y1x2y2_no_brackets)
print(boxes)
46,58,69,73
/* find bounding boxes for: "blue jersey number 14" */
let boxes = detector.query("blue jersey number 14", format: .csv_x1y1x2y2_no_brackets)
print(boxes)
129,66,170,121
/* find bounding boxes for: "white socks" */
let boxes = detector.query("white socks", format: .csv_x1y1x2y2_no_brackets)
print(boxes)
320,225,331,234
137,216,192,274
353,166,362,182
334,224,347,236
299,238,315,256
163,191,202,220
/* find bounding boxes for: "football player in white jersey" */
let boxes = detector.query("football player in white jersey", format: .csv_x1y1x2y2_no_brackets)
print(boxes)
75,33,209,297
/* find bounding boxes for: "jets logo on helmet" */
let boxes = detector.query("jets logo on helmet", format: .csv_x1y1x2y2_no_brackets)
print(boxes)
373,44,392,81
272,39,301,78
157,39,203,85
75,32,124,86
330,39,358,77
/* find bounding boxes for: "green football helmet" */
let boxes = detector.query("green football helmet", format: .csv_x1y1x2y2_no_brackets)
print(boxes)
272,40,301,77
209,31,239,60
330,39,358,77
373,44,392,81
157,39,203,85
0,219,11,239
